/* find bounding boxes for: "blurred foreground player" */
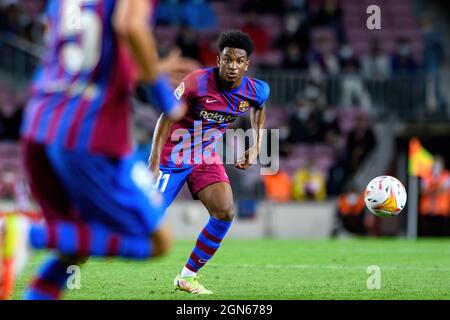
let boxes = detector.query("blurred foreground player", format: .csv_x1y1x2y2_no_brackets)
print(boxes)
0,0,190,300
149,30,270,294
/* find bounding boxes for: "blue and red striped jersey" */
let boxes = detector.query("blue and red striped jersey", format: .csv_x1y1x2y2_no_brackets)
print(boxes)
21,0,158,158
161,67,270,167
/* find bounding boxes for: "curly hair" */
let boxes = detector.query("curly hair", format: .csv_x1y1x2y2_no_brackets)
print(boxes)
217,30,254,57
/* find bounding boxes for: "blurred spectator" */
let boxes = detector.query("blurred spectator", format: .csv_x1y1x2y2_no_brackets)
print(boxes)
421,15,445,77
241,10,270,55
262,169,292,202
339,44,372,110
276,12,311,53
176,26,200,60
282,43,309,71
284,89,323,146
0,1,45,44
309,34,340,77
292,159,326,201
156,0,183,26
343,112,376,177
0,170,16,199
199,33,220,67
155,33,174,58
241,0,284,14
157,0,217,30
284,0,309,13
362,39,391,80
311,0,345,43
0,3,22,35
23,16,45,44
339,44,360,71
390,37,420,116
391,37,419,76
321,105,345,154
0,91,23,141
418,155,450,237
420,14,446,115
336,191,366,234
326,162,346,196
332,187,379,236
181,0,217,30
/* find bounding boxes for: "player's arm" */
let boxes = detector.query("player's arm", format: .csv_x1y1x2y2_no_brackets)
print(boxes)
250,106,266,154
236,106,266,170
148,113,177,178
113,0,186,120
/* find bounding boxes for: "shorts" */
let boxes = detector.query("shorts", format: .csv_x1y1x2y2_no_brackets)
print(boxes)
156,162,230,212
22,140,164,237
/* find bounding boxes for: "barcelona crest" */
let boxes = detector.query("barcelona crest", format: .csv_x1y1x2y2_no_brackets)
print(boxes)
238,100,250,112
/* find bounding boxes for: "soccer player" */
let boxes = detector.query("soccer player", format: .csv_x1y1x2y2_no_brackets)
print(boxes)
149,30,270,294
0,0,190,300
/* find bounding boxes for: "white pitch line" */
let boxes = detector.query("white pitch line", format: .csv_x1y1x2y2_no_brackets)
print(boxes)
228,264,450,272
22,262,450,272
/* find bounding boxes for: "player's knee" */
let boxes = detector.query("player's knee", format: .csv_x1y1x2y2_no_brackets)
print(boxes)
212,205,235,222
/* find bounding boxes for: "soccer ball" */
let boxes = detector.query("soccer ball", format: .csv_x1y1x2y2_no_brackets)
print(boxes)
364,176,407,218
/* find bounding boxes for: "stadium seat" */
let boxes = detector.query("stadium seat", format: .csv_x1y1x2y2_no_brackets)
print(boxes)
343,0,422,64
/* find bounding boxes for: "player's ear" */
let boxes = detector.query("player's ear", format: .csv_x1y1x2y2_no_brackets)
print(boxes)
217,56,221,67
245,59,250,71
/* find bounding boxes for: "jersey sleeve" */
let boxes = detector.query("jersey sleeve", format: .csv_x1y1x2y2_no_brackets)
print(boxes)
253,79,270,109
173,72,197,106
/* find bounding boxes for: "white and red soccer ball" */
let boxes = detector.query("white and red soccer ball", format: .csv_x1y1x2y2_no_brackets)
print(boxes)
364,176,407,218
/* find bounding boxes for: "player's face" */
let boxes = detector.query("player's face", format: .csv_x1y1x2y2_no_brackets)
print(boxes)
217,48,249,85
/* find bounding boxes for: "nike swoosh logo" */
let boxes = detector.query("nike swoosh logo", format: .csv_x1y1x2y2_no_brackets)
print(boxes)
206,98,219,104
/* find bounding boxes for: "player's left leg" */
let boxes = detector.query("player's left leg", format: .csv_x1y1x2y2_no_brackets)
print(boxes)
19,142,172,300
174,163,233,294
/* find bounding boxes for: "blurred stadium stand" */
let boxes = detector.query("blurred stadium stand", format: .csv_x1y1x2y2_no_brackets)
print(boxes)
1,0,450,237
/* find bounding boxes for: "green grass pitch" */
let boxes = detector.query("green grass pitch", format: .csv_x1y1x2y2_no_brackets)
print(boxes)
12,239,450,300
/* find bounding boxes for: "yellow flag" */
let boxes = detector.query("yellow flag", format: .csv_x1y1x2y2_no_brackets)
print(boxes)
408,137,434,177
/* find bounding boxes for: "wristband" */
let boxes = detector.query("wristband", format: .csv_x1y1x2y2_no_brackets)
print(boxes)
145,75,180,114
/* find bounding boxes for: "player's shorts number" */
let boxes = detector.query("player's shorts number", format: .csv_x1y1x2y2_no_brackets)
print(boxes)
60,0,102,74
154,172,170,193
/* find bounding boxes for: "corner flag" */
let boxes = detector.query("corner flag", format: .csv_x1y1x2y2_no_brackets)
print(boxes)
408,137,433,178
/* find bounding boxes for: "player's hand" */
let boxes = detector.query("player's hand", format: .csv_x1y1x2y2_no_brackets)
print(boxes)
235,146,259,170
159,48,200,87
148,161,161,182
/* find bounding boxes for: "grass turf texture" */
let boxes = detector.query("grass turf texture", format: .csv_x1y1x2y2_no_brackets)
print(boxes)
12,239,450,300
